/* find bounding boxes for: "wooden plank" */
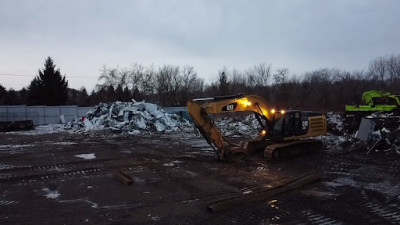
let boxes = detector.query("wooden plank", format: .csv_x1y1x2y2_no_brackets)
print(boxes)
113,170,134,185
207,172,321,212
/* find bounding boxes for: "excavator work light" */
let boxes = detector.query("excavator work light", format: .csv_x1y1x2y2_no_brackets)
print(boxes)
280,110,286,114
271,109,276,114
260,129,267,136
247,101,252,106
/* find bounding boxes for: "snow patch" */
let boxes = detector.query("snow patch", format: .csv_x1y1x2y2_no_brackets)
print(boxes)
7,124,66,135
0,144,35,149
316,134,353,151
42,188,60,199
52,142,76,145
75,153,96,160
326,112,344,132
324,177,358,188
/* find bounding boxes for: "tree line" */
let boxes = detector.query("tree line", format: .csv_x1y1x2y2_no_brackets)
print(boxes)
1,54,400,112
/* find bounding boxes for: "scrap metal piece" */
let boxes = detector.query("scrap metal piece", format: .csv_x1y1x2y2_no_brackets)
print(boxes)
356,118,376,141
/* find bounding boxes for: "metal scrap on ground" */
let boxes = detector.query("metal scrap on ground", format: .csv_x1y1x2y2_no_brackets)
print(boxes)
329,112,400,155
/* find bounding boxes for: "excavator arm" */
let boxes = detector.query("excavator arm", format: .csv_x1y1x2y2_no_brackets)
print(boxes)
187,94,275,159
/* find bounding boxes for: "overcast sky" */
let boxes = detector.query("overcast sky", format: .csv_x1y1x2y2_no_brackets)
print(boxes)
1,0,399,91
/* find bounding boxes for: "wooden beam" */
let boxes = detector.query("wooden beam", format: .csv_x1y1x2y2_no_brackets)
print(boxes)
113,170,134,185
207,172,321,212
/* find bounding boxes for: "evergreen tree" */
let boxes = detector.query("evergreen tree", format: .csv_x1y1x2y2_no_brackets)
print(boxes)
28,57,69,105
78,87,89,106
0,84,7,105
115,84,124,101
218,71,229,95
106,85,116,102
123,87,132,101
18,88,28,104
5,89,17,105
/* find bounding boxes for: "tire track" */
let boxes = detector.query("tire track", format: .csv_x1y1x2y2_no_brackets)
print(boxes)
301,210,342,225
364,202,400,224
0,200,18,206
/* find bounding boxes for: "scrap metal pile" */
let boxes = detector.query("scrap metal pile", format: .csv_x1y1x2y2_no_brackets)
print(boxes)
214,114,261,138
67,101,186,134
335,112,400,155
64,98,399,156
67,100,262,137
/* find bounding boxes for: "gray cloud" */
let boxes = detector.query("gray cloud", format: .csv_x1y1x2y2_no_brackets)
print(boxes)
1,0,399,91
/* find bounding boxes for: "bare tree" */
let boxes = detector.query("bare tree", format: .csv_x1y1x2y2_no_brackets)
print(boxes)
96,66,118,90
271,68,290,107
155,65,181,105
368,57,387,81
218,67,229,95
273,68,289,84
180,65,202,103
126,63,144,91
246,63,272,87
386,54,400,83
229,69,246,94
141,65,156,97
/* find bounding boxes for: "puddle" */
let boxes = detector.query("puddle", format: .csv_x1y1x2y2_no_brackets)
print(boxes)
186,139,210,148
302,188,337,199
323,177,358,188
133,176,146,184
120,150,132,154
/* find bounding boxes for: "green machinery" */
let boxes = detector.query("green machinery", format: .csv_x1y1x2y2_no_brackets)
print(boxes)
344,90,400,132
345,90,400,112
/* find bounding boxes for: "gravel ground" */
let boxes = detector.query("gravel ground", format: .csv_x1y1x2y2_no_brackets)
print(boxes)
0,130,399,225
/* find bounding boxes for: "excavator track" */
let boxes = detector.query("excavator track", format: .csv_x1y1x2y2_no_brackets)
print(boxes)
264,139,323,160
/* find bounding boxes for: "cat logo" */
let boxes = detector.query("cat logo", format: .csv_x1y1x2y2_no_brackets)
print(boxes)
222,103,237,111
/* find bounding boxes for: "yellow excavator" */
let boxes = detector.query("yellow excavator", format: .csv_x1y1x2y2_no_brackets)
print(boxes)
187,94,327,160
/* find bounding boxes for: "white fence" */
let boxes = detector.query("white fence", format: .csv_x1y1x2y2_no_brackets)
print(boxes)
0,105,92,125
0,105,188,125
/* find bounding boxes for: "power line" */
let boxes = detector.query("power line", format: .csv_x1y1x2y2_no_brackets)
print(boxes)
0,73,32,77
0,73,98,79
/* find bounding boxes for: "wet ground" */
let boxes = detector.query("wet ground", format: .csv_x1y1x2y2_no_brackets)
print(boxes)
0,130,399,224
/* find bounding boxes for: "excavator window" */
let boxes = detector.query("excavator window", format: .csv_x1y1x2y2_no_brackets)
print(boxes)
272,113,285,139
272,111,305,138
283,112,301,136
272,111,301,139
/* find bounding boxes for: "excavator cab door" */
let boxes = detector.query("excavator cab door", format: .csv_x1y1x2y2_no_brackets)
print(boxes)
272,111,304,140
283,111,303,137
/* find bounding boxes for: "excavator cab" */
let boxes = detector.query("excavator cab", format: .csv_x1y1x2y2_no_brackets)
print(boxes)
272,111,302,140
271,111,316,140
